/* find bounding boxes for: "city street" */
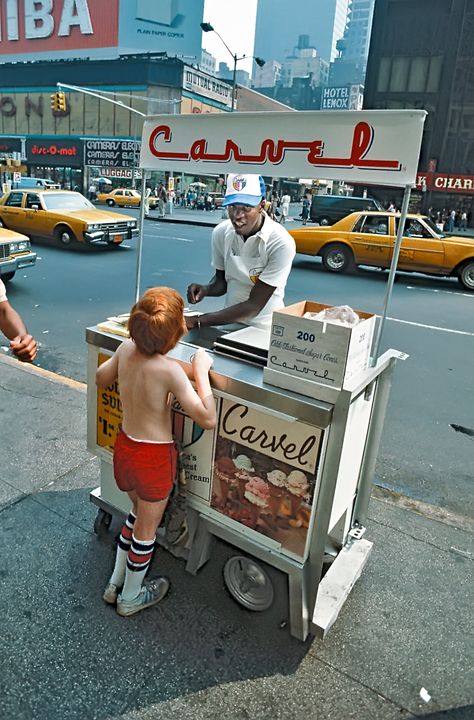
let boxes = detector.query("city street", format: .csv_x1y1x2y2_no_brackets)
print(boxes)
4,208,473,520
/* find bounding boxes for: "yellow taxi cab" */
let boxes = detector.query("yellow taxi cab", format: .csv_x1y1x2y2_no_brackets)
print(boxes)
0,227,36,282
96,187,158,209
289,211,474,291
0,189,138,247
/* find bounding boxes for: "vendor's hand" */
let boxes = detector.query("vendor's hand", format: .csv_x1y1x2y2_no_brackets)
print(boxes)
10,334,38,363
187,283,207,304
185,314,199,330
192,347,213,373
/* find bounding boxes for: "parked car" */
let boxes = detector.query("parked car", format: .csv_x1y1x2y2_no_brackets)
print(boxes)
0,190,138,247
96,187,158,209
289,211,474,291
0,227,36,282
12,176,61,190
208,192,224,208
310,194,382,225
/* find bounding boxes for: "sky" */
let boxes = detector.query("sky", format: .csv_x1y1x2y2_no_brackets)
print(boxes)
202,0,258,76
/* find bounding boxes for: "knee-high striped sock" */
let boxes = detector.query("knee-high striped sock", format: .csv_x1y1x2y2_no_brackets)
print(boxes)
120,535,155,602
108,511,136,587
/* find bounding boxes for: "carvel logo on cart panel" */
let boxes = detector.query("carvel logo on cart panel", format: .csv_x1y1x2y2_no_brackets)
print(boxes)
219,399,322,475
26,139,84,167
0,0,119,54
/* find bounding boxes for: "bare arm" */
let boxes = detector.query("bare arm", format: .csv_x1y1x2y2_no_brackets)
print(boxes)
187,269,227,304
170,350,216,430
0,301,38,362
96,348,120,389
186,278,276,329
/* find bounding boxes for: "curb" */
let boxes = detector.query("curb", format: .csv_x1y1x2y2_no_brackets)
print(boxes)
0,352,86,392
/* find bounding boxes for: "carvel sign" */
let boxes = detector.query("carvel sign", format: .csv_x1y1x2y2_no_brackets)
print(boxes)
140,110,427,187
0,0,119,55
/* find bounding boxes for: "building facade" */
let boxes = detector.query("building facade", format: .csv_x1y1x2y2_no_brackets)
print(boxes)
363,0,474,222
0,55,287,191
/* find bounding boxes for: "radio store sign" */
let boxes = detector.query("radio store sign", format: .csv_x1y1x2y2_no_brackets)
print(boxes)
26,138,83,167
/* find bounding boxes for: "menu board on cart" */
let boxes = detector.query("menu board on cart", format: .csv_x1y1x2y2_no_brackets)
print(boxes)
210,398,324,559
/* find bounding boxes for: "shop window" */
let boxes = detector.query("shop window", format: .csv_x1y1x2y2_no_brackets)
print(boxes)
408,57,430,93
390,57,410,92
426,56,442,93
377,57,391,92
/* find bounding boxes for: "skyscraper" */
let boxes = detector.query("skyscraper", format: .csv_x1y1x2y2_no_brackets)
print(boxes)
254,0,350,65
330,0,375,85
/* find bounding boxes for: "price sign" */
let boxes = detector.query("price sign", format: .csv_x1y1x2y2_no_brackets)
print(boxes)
96,353,123,452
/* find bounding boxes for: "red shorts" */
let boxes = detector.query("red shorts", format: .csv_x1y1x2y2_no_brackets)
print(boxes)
113,430,176,502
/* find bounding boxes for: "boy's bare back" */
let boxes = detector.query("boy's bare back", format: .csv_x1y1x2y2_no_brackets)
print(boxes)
97,339,216,442
117,339,177,441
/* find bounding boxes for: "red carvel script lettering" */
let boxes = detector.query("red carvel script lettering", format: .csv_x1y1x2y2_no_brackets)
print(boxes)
148,122,401,172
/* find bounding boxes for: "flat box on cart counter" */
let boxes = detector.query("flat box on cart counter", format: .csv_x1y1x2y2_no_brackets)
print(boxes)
265,301,376,392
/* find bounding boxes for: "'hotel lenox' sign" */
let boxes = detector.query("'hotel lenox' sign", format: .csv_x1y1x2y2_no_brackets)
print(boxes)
140,109,426,186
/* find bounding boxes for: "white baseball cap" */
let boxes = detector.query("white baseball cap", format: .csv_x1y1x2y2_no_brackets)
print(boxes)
223,174,266,207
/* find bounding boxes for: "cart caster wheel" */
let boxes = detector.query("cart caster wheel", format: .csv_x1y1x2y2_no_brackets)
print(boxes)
223,555,274,612
93,508,112,535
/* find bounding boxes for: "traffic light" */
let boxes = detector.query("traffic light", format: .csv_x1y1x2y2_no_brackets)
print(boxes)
50,91,67,112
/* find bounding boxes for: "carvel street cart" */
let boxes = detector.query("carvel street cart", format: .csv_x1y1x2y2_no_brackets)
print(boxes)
87,109,425,641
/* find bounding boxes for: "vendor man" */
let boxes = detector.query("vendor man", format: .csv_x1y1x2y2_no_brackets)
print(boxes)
186,174,295,330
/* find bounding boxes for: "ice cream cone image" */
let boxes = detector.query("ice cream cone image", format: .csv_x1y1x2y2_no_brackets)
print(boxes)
235,469,253,503
243,477,269,528
266,470,287,517
233,455,255,501
214,457,237,508
286,470,310,518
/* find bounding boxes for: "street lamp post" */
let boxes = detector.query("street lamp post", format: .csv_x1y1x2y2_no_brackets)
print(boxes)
200,22,265,111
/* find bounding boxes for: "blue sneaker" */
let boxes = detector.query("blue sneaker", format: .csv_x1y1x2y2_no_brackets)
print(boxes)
116,577,170,617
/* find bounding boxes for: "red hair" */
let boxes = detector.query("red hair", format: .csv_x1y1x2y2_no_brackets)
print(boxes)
128,287,187,356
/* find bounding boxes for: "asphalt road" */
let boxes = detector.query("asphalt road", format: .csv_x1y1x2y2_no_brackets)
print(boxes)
4,210,473,519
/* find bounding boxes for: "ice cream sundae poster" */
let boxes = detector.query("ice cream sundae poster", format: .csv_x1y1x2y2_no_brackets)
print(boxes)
171,396,220,503
211,398,324,559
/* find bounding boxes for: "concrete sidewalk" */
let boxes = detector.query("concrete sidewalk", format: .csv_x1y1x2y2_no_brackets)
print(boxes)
0,353,473,720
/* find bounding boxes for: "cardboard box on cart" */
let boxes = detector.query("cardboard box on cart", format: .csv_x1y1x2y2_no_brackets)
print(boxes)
264,301,376,397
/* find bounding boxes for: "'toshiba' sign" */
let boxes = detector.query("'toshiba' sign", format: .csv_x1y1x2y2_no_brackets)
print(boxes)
140,110,426,186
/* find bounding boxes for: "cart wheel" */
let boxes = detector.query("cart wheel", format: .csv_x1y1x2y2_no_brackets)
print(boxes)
223,555,274,612
93,508,112,535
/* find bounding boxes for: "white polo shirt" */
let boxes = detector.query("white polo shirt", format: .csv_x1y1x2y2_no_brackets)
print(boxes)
211,214,295,329
0,278,7,304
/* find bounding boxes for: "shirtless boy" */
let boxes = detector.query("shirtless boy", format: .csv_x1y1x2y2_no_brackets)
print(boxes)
96,287,216,617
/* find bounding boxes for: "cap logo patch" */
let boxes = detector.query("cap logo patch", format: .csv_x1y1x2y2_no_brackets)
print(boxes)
232,176,247,192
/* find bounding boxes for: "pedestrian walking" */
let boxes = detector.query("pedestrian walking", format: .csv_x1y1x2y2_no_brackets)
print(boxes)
157,183,168,217
144,185,152,217
446,209,456,233
280,192,291,224
301,196,310,225
96,287,216,617
459,211,468,231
